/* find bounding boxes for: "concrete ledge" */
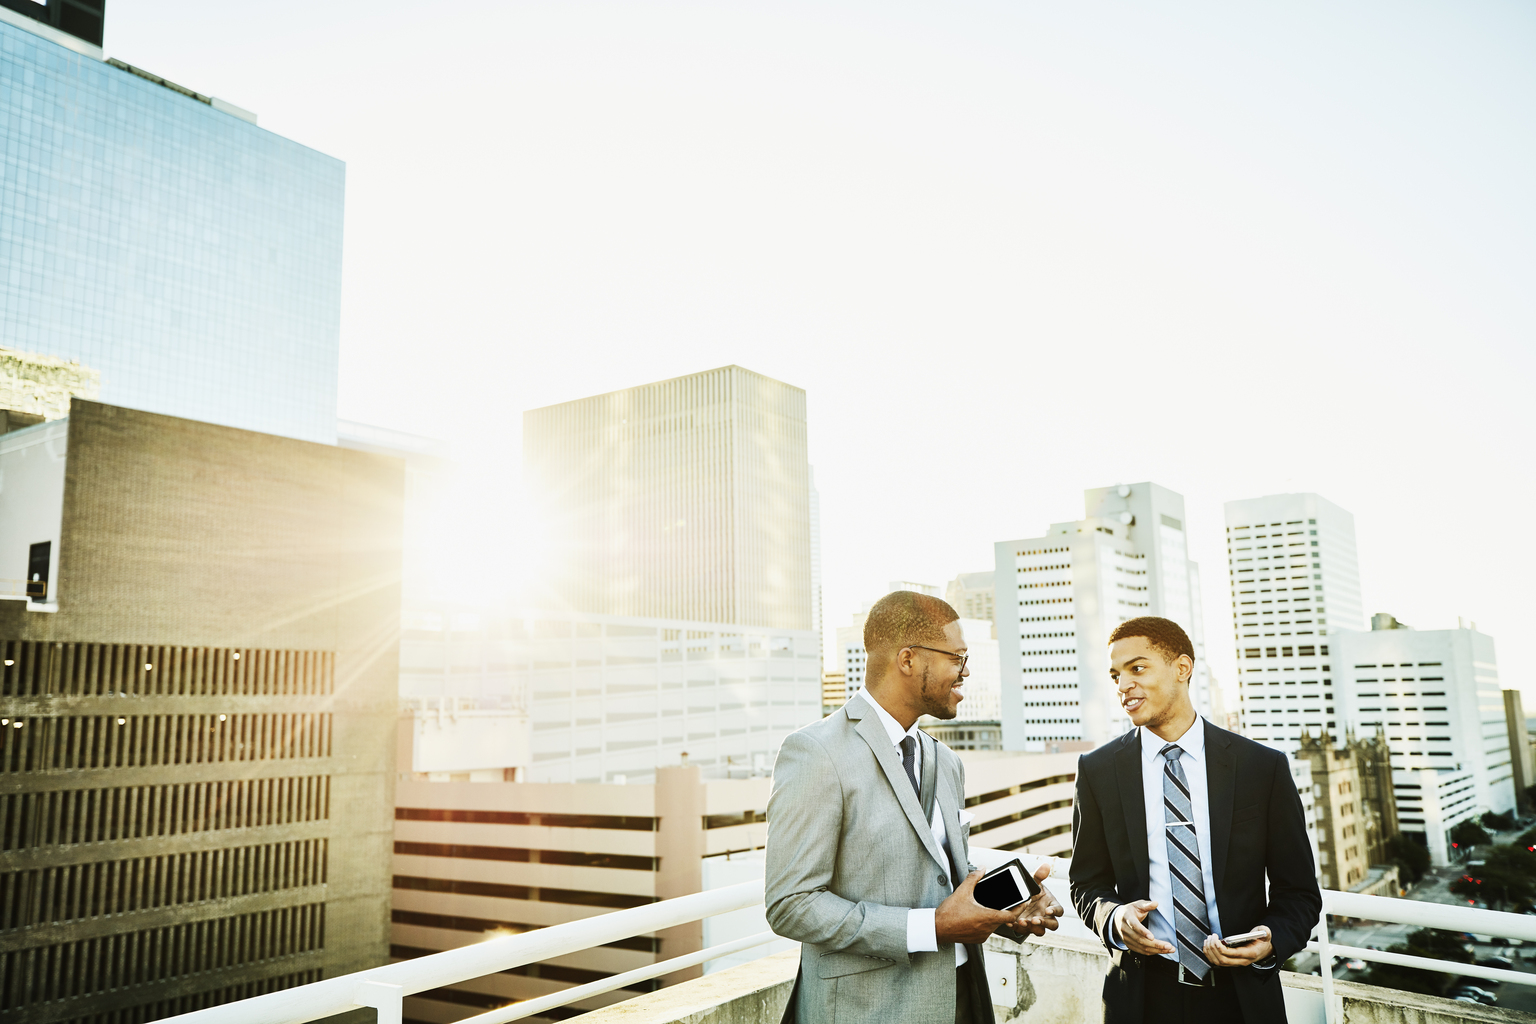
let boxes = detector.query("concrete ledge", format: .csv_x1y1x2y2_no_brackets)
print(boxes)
576,949,798,1023
576,937,1536,1024
1280,972,1536,1024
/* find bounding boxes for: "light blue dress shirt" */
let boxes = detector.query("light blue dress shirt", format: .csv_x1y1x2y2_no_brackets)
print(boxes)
1111,715,1222,957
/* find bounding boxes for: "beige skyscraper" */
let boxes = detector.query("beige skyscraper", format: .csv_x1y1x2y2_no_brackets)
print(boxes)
524,365,813,631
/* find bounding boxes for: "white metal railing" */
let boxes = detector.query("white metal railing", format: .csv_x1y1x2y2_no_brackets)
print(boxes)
1312,889,1536,1022
153,849,1536,1024
158,881,771,1024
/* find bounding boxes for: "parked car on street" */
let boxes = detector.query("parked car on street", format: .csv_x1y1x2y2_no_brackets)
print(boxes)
1452,987,1495,1005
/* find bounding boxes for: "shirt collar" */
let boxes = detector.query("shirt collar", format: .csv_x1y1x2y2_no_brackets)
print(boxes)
859,690,921,748
1140,713,1205,764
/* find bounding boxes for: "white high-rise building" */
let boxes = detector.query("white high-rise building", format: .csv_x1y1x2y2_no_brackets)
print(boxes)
398,607,823,784
1224,493,1364,749
1331,618,1513,859
994,483,1212,751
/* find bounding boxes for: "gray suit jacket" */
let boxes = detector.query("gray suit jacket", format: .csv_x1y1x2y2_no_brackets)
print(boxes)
765,697,993,1024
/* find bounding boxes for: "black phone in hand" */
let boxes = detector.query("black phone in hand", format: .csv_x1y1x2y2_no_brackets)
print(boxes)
974,859,1043,911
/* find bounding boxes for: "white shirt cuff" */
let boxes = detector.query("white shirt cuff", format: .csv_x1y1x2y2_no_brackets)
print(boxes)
907,908,938,952
1108,904,1129,949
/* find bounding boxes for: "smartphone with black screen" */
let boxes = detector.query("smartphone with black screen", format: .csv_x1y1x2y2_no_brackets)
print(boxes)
973,859,1043,911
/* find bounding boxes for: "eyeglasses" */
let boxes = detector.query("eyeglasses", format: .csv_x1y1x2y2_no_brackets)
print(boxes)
903,645,969,673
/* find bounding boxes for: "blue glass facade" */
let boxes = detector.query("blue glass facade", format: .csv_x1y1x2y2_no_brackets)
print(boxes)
0,19,343,444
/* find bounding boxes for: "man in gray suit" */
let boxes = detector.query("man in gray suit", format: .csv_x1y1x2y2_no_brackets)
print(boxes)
766,591,1063,1024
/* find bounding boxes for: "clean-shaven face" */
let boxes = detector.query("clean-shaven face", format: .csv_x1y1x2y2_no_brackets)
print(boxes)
915,619,969,720
1109,635,1192,732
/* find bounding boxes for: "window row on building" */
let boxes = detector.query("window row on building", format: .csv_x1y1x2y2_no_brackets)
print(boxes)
0,838,328,931
0,713,333,772
0,776,331,851
0,642,332,697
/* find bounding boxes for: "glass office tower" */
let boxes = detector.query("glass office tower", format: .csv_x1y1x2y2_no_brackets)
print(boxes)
0,15,344,443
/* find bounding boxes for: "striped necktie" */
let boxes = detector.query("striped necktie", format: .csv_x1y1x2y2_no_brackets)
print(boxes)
1160,743,1212,979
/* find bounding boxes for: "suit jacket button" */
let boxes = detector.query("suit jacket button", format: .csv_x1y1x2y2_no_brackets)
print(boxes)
938,874,948,885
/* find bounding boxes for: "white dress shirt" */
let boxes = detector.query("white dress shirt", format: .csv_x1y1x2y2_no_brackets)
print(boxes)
859,691,968,967
1112,715,1223,958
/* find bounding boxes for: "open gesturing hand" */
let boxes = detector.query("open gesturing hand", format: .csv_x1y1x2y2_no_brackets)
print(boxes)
1113,900,1175,957
1001,863,1063,938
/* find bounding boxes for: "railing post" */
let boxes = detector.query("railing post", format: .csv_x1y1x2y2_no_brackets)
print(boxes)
355,980,404,1024
1318,901,1336,1024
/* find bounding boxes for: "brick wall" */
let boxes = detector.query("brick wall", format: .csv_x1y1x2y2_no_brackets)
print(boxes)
0,400,403,1024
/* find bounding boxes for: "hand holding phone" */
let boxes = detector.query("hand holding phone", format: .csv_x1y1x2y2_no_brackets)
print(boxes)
1203,924,1273,967
1221,928,1267,947
974,860,1062,944
936,861,1060,945
973,862,1042,911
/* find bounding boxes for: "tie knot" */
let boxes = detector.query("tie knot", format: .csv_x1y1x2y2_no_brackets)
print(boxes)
1159,743,1183,762
901,736,916,757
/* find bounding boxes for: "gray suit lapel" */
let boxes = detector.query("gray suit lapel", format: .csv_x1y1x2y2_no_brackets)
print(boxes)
850,706,949,874
927,733,965,883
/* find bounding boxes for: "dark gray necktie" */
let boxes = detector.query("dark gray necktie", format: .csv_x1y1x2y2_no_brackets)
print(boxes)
900,735,920,799
1161,743,1212,979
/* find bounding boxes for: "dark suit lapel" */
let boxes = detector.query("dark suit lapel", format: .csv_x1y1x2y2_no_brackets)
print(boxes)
1115,729,1150,893
1205,719,1236,894
851,708,948,873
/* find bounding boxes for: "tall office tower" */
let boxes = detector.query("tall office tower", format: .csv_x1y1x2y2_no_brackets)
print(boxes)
524,366,812,631
1331,618,1514,863
514,367,820,783
0,402,402,1024
945,572,996,627
1224,494,1365,750
0,11,344,444
994,483,1211,751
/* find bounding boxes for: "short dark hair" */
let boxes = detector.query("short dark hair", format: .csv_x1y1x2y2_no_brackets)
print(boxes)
1108,616,1194,666
863,591,959,680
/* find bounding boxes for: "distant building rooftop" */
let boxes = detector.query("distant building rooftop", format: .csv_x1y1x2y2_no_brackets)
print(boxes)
0,0,103,47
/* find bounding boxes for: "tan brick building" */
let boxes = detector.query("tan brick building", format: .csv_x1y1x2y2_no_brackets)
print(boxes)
1296,729,1401,891
0,401,403,1024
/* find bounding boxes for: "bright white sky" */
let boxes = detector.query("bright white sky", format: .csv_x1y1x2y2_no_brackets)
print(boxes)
113,1,1536,707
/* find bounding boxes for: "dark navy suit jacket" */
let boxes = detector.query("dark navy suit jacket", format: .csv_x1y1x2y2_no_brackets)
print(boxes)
1069,720,1322,1024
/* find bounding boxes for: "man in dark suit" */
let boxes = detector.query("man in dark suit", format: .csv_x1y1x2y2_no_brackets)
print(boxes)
1070,617,1321,1024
